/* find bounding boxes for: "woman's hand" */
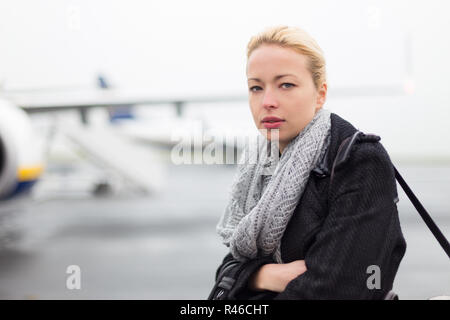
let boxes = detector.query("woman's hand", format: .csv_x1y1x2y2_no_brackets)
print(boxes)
248,260,307,293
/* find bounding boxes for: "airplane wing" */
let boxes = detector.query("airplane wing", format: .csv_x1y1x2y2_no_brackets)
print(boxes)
2,90,246,114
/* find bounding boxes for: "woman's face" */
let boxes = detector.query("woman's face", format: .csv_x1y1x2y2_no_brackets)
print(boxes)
246,44,327,153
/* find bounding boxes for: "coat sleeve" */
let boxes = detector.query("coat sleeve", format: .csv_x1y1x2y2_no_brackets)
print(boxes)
274,142,407,300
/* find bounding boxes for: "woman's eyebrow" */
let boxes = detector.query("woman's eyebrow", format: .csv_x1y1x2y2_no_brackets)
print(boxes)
247,74,297,82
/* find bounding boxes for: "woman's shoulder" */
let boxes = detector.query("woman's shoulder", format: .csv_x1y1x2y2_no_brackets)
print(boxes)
352,136,394,171
329,112,390,157
311,112,393,183
331,134,397,201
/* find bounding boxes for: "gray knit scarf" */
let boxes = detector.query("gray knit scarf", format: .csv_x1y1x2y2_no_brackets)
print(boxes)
216,108,331,263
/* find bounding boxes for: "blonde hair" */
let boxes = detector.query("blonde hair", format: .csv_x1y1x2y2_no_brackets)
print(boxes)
247,25,326,90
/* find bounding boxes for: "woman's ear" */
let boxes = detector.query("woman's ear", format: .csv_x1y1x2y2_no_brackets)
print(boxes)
316,82,327,109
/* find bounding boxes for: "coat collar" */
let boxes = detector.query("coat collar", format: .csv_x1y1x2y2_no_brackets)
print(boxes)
312,112,358,177
327,113,358,168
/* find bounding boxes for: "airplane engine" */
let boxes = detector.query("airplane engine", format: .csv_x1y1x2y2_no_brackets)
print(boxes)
0,99,44,200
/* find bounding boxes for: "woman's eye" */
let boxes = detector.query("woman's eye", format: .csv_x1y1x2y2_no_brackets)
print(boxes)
281,83,295,89
249,84,294,92
249,86,262,92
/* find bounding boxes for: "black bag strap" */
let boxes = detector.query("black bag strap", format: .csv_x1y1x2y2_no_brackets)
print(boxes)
330,131,450,259
393,166,450,259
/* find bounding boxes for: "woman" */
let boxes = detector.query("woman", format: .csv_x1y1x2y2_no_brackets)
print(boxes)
210,25,406,300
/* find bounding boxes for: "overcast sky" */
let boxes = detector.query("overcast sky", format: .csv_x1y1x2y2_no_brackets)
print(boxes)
0,0,448,94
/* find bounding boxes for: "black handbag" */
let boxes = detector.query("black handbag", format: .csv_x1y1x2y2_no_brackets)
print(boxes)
208,255,275,300
207,259,245,300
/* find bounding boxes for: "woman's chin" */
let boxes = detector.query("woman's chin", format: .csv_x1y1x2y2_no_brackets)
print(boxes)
259,128,281,139
259,132,286,149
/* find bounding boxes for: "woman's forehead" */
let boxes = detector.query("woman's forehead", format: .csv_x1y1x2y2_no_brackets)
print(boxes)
247,45,309,79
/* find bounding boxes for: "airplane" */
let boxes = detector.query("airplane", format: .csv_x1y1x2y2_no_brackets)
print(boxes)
0,76,251,202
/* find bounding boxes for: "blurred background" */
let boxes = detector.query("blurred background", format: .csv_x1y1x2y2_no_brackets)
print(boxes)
0,0,449,299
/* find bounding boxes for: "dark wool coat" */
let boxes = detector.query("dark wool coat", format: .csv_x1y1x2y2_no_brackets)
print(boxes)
212,112,407,300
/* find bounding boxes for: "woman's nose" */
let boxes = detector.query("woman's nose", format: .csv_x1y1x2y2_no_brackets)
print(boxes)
262,90,279,110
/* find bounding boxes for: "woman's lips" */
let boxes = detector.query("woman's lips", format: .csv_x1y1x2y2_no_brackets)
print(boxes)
262,120,285,129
